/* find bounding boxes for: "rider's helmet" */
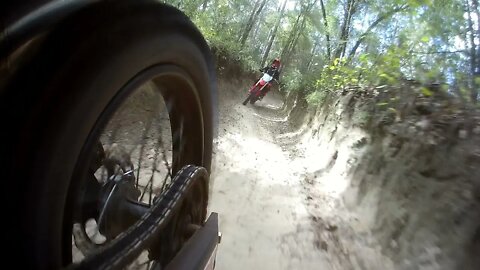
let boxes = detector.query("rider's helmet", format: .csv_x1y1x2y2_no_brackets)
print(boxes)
271,58,281,69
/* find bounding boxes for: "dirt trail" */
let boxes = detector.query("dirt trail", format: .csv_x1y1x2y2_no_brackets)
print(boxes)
207,80,330,269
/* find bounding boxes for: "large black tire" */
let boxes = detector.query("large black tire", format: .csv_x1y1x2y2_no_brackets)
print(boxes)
0,1,216,268
250,95,258,104
249,85,262,105
242,94,252,105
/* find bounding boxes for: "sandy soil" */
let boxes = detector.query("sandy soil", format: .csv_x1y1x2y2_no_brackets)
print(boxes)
208,80,331,269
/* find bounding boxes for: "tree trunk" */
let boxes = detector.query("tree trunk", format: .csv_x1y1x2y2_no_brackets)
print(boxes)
281,0,317,65
281,12,303,62
466,0,478,102
202,0,209,11
319,0,331,60
239,0,268,48
302,40,319,73
238,0,261,42
261,0,288,67
289,16,308,60
334,0,356,59
252,19,262,44
471,0,480,40
470,0,479,102
341,2,355,58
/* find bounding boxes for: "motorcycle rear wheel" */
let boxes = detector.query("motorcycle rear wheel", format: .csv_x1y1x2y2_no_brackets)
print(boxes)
1,1,216,269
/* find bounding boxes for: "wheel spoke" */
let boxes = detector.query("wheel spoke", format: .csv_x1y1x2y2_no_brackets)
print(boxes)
136,118,154,189
70,63,210,268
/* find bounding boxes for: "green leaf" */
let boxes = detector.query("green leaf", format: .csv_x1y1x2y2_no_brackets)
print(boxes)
379,73,396,83
359,54,369,63
377,102,389,106
475,77,480,85
420,87,433,97
420,36,429,43
407,0,420,7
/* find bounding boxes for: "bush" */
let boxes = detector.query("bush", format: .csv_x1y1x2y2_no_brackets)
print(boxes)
306,90,328,105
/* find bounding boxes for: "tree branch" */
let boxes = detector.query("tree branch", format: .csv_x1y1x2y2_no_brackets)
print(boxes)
347,5,408,61
409,50,467,54
320,0,331,60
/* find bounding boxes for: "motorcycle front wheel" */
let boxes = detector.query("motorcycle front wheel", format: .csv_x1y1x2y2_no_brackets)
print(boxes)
249,94,259,104
1,1,216,269
242,94,252,105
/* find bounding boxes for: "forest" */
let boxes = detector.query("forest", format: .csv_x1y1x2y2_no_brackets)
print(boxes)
163,0,479,105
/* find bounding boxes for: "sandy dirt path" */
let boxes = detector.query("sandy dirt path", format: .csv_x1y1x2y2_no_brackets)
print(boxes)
207,81,329,269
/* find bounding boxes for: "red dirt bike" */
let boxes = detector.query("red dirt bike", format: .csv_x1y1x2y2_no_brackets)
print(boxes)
242,72,279,105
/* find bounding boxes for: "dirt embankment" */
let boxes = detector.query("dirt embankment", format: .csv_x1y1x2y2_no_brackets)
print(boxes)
288,84,480,270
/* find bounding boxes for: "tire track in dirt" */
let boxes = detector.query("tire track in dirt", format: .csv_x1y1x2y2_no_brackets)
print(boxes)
207,80,330,269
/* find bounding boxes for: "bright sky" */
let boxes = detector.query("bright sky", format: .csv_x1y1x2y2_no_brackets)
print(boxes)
285,0,296,11
282,1,479,50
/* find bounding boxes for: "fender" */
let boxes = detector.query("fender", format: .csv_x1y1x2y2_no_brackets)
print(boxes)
1,0,100,59
0,0,100,96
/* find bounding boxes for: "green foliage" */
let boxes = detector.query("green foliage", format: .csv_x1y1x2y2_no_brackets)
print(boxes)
306,90,328,105
161,0,478,104
283,69,303,93
420,87,433,97
314,58,364,93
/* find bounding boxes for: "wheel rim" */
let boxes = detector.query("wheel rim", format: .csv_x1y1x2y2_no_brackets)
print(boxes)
65,64,208,268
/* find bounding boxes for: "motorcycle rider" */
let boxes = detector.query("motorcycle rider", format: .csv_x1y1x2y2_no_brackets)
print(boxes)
258,58,281,99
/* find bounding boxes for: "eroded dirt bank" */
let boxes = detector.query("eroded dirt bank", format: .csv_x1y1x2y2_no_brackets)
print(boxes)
295,89,480,270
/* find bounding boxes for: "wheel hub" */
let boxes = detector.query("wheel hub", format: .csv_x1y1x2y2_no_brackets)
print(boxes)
73,165,209,269
97,169,143,240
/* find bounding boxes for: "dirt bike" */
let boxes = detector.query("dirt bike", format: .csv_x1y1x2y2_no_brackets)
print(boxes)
0,0,220,269
242,72,279,105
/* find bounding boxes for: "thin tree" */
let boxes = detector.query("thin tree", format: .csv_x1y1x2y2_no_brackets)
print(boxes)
239,0,269,48
261,0,288,67
347,5,408,61
281,0,318,65
334,0,358,59
319,0,331,60
466,0,479,102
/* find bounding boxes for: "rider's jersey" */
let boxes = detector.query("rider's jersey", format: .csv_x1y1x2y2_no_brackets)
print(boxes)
260,66,280,81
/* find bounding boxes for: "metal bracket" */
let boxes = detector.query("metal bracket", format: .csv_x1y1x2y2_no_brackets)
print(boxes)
165,212,221,270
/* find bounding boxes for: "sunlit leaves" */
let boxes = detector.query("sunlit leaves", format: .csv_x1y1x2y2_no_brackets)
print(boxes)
420,86,434,96
420,36,430,43
407,0,433,8
160,0,477,103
